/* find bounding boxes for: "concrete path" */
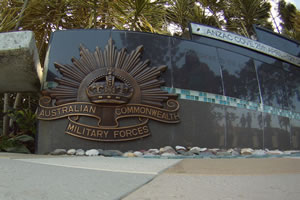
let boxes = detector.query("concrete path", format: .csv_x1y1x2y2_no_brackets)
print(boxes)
0,153,180,200
124,158,300,200
1,153,300,200
17,157,180,175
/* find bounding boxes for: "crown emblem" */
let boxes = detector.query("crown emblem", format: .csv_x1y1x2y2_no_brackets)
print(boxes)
86,68,133,104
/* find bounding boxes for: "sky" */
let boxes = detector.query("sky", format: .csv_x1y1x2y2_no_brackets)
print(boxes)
286,0,300,9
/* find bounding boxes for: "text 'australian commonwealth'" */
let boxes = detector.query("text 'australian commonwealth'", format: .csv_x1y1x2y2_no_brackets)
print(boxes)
115,105,179,123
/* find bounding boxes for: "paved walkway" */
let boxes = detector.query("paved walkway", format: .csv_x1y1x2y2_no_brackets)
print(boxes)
1,153,300,200
124,158,300,200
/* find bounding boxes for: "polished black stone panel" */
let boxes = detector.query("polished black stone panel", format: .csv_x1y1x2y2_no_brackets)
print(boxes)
290,119,300,149
191,33,292,67
110,30,127,49
39,29,300,152
255,60,290,110
37,99,226,153
171,39,223,94
254,26,300,57
46,30,173,87
191,34,266,63
263,113,291,150
282,63,300,112
125,32,172,87
46,30,111,82
171,100,226,148
217,48,261,103
225,107,263,149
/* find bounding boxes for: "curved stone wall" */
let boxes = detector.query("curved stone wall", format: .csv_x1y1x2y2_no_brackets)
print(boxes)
37,28,300,153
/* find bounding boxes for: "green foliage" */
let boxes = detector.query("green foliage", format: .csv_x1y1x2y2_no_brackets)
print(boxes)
278,0,297,31
8,108,37,135
3,0,298,52
166,0,196,33
0,0,23,32
0,107,36,153
292,11,300,41
278,0,300,41
112,0,167,33
0,134,34,153
223,0,273,37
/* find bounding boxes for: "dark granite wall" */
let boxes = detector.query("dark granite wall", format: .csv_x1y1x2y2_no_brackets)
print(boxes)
37,29,300,153
46,30,300,114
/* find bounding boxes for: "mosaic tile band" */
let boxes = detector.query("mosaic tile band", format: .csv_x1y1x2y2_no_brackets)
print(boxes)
46,81,300,120
162,87,300,121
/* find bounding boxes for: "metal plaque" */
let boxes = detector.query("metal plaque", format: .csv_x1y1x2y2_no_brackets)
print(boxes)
37,39,180,142
190,23,300,67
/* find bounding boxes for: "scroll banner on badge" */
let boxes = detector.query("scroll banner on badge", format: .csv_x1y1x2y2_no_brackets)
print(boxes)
66,117,150,141
37,101,180,123
38,98,180,141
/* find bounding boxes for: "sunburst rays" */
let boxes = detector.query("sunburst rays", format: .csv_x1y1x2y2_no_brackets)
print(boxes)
48,38,176,107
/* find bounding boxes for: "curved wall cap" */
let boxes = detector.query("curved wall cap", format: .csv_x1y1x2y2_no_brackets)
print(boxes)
190,23,300,67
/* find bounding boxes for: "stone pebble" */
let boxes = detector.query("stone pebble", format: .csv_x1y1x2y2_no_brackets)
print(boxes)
85,149,99,156
75,149,85,156
49,146,300,158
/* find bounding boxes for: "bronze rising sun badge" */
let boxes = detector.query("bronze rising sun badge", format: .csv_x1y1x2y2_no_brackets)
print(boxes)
38,39,180,141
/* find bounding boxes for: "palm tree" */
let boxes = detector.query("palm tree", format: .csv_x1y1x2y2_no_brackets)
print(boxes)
165,0,195,33
111,0,167,33
196,0,225,29
166,0,222,36
278,0,300,41
278,0,296,31
292,11,300,41
65,0,113,29
223,0,273,38
0,0,23,32
21,0,72,64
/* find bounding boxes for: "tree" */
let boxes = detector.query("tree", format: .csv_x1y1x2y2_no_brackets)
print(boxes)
278,0,296,31
223,0,273,38
166,0,222,36
278,0,300,41
196,0,225,29
166,0,195,33
0,0,22,32
111,0,167,33
292,11,300,41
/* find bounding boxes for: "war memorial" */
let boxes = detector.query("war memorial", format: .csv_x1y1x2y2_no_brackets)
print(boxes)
2,22,300,154
30,22,299,154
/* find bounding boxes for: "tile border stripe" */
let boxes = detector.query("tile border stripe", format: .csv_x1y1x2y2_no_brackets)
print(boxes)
162,87,300,120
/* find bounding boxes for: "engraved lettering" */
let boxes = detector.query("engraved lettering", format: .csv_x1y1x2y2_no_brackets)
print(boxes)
126,129,132,137
39,109,44,117
51,109,56,117
143,125,149,133
86,128,91,136
67,123,75,131
62,106,68,114
89,106,96,114
83,105,89,112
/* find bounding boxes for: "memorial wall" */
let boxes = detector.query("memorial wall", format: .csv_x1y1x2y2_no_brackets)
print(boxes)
37,23,300,153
